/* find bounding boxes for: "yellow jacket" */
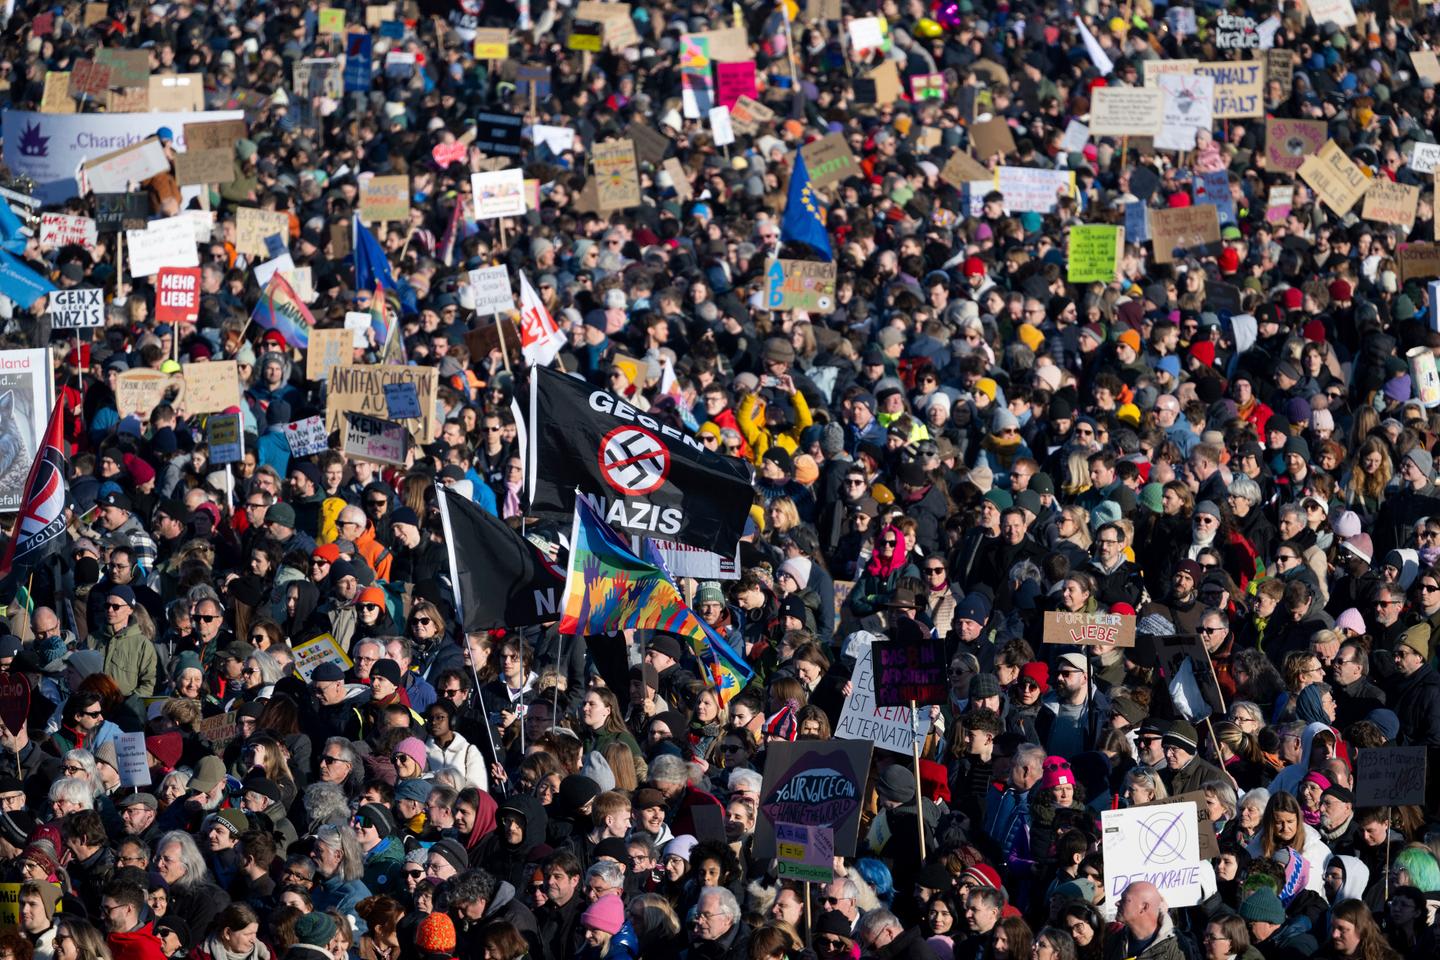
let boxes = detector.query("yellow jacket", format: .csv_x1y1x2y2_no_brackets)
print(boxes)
737,390,812,465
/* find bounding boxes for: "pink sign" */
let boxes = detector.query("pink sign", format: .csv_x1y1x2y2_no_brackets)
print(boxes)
715,61,757,109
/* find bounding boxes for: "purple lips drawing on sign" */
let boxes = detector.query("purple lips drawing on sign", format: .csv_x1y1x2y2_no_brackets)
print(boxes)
762,751,861,828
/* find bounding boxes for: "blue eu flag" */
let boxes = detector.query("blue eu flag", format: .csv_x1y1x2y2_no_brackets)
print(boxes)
780,151,833,260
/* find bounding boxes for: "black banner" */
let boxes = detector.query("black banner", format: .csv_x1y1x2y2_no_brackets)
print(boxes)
435,484,565,631
873,619,947,707
474,110,524,157
521,366,753,555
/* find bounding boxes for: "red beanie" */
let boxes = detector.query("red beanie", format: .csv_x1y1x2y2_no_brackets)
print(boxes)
1282,288,1303,310
1018,661,1049,693
1189,341,1216,367
1218,248,1240,275
1167,191,1192,208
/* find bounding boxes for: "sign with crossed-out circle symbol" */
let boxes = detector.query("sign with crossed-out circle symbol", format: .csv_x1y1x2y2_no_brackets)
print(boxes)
1139,812,1189,865
598,426,671,496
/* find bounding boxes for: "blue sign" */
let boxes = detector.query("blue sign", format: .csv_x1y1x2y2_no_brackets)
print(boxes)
344,34,372,93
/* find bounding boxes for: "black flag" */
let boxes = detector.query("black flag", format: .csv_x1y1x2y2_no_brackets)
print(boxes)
435,484,565,631
519,366,754,555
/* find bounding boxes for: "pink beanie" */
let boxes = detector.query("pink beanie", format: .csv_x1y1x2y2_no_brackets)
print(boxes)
394,737,429,770
581,894,626,935
1040,755,1075,790
1336,608,1367,636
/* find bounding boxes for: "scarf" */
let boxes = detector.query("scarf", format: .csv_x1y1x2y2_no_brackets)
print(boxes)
865,526,909,577
503,479,523,519
463,789,499,850
204,935,271,960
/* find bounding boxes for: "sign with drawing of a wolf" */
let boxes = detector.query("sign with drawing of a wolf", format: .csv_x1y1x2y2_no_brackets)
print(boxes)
0,349,54,512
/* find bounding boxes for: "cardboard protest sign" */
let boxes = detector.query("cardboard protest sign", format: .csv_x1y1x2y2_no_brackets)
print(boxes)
106,87,148,113
39,213,97,251
970,117,1017,158
940,150,991,187
836,647,932,754
800,134,858,189
1299,140,1372,216
285,416,330,457
471,170,525,220
184,119,246,152
83,2,108,25
1265,118,1326,173
468,266,515,316
1150,204,1221,263
996,167,1074,214
730,95,774,135
465,318,523,371
1399,244,1440,283
1354,746,1427,806
149,74,204,111
1414,51,1440,85
291,634,352,682
593,139,641,211
155,268,201,324
1138,791,1222,860
182,361,241,415
516,65,551,101
327,364,437,443
235,207,291,257
1042,610,1137,647
472,28,509,59
306,328,353,381
195,712,239,750
1362,178,1420,229
663,158,693,201
753,738,872,858
173,148,233,185
126,217,200,277
95,49,148,89
83,138,168,193
1143,58,1200,86
116,369,183,418
1089,87,1165,137
625,122,670,166
765,259,837,313
343,412,408,466
1266,49,1295,92
41,72,75,113
360,174,410,222
872,620,946,707
68,60,111,97
1193,61,1264,118
1067,225,1124,283
1101,801,1204,907
48,288,103,330
715,61,757,108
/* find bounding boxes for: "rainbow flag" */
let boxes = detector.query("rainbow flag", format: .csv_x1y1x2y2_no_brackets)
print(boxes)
251,273,314,348
559,495,753,703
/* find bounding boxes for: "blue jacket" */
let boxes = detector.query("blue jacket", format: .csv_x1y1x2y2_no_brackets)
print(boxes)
257,428,292,475
580,922,639,960
312,872,371,933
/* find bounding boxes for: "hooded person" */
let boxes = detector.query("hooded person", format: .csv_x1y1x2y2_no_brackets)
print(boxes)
467,794,550,890
1323,853,1370,906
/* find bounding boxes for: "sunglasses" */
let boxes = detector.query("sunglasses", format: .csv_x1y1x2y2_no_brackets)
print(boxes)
411,616,432,626
195,614,220,623
359,604,381,612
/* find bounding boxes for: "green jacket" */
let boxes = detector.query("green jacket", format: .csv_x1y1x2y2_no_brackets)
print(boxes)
362,836,406,893
101,621,158,697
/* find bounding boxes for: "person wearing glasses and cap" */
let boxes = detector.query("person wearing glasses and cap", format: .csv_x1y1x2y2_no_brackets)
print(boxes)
92,585,157,699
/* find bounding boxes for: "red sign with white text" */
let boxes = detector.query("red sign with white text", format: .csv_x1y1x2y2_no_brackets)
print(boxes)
155,267,201,323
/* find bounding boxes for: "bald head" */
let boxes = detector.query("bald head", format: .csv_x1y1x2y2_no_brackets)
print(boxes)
1118,882,1164,940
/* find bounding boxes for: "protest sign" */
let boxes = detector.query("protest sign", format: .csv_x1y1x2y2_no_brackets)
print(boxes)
285,416,331,457
184,119,247,152
857,61,902,105
116,731,152,787
836,647,932,754
1125,201,1149,243
105,86,147,113
1193,61,1264,118
327,364,437,443
1266,49,1294,91
1143,58,1199,86
1300,140,1372,216
872,621,946,707
1067,225,1123,283
1150,204,1221,263
126,217,200,277
83,138,168,193
911,73,945,100
970,117,1017,158
465,318,524,371
1309,0,1357,26
593,139,641,211
41,73,74,113
715,61,757,108
306,328,353,381
1214,12,1260,47
1042,610,1138,647
1060,120,1090,152
1138,791,1222,860
472,28,509,59
1154,73,1214,151
195,712,239,750
468,266,515,316
1193,170,1236,227
663,158,692,201
206,413,243,464
360,174,410,222
1265,118,1327,173
0,674,27,737
1355,746,1428,806
1204,280,1243,317
95,49,148,88
1412,142,1440,176
619,123,665,166
765,259,837,313
517,65,551,101
1155,635,1224,721
384,382,422,421
729,96,773,134
115,369,182,419
774,824,835,883
343,413,408,467
474,110,523,157
235,207,290,258
149,74,204,111
939,150,991,187
1415,51,1440,85
291,634,352,682
318,7,344,32
709,107,735,147
69,59,111,97
1266,185,1294,223
1398,244,1440,284
995,167,1075,214
800,134,858,189
688,26,748,60
173,148,233,185
39,213,97,251
1089,87,1164,137
568,20,604,51
1362,178,1420,229
155,267,201,323
183,361,241,415
0,350,48,512
471,170,525,220
48,287,102,330
753,738,872,858
1101,801,1204,907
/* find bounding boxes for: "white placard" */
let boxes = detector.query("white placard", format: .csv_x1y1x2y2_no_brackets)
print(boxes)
116,730,152,786
285,416,330,456
835,647,932,754
471,169,526,220
1101,801,1204,907
1155,73,1215,152
1060,120,1090,152
469,266,515,316
253,252,296,288
344,311,371,348
1412,142,1440,176
709,106,735,147
530,124,576,154
126,216,199,277
39,213,97,252
48,287,103,329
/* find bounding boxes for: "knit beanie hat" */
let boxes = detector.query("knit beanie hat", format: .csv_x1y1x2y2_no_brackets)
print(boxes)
295,912,337,947
416,912,457,953
1239,888,1286,924
764,700,800,741
1040,756,1075,790
581,894,626,935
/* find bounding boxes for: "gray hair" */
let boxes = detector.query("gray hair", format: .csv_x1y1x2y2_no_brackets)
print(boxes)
48,777,94,810
447,869,496,910
1009,559,1042,585
697,886,740,922
1014,743,1047,774
858,909,903,941
1228,475,1262,506
314,823,365,882
727,769,762,795
650,754,688,785
1277,503,1305,527
586,860,625,890
1202,779,1238,819
1239,787,1271,814
156,831,210,890
247,649,284,685
320,738,362,794
185,584,222,609
159,770,191,796
304,781,353,829
62,750,103,798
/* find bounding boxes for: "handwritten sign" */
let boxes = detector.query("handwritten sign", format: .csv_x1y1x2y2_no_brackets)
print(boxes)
343,413,408,467
800,133,858,189
236,207,290,257
872,623,946,707
327,364,437,444
775,823,836,883
1101,801,1203,907
765,259,837,313
754,739,871,858
1265,118,1327,173
305,327,352,382
1068,225,1123,283
291,634,352,682
995,166,1075,214
126,217,200,278
1299,140,1371,216
173,148,233,186
116,730,152,787
1138,790,1222,859
1362,178,1420,229
1155,73,1214,152
48,287,103,330
384,381,422,420
593,139,641,211
116,369,183,419
84,138,168,193
195,712,238,750
360,174,409,222
40,213,97,252
470,169,525,220
836,648,932,755
970,117,1018,159
206,412,243,464
1194,61,1264,118
715,61,757,108
1042,610,1137,648
1150,204,1221,264
1090,87,1165,137
1214,13,1260,47
285,416,330,457
468,266,514,316
182,361,241,415
1355,746,1427,806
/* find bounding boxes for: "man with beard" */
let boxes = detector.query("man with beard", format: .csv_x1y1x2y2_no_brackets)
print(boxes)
1161,560,1206,636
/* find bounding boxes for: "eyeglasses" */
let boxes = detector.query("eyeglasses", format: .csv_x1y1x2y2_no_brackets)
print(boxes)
195,614,220,623
925,568,946,577
441,687,464,697
392,753,415,765
881,538,897,546
1198,626,1225,635
411,616,432,626
105,603,129,611
82,710,103,717
359,604,381,612
319,755,350,765
366,499,387,508
406,870,425,879
311,558,331,567
245,502,267,509
62,763,85,774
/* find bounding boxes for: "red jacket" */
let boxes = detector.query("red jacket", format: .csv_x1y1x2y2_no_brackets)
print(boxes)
110,924,167,960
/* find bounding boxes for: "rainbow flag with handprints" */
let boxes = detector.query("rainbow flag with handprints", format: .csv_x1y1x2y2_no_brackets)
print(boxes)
250,273,314,348
559,494,753,703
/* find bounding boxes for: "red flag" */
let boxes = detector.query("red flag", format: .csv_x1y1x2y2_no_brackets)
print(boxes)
0,402,67,579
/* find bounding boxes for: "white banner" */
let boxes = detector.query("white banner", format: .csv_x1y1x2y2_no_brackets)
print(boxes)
2,109,247,203
469,266,515,316
126,216,200,277
1100,801,1204,907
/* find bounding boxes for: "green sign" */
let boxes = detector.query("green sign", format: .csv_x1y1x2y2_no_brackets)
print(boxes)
1067,224,1123,284
777,859,834,883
